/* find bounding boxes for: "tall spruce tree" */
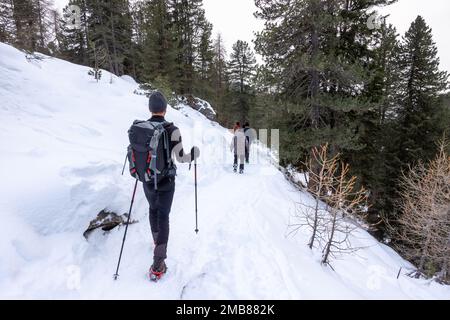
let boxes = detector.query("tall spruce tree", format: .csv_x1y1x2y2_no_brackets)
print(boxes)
395,16,449,165
228,40,256,94
226,40,257,124
380,16,449,237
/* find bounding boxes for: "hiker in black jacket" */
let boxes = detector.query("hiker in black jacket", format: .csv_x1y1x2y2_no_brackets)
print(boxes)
231,122,246,174
143,91,199,279
243,122,253,164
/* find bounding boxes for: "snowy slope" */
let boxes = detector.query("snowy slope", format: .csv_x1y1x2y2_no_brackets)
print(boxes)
0,43,449,300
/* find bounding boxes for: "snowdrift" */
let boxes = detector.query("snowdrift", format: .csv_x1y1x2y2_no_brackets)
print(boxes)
0,42,449,299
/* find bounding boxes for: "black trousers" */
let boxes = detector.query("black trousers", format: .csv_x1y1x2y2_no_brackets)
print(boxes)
143,180,175,262
245,146,250,163
234,154,245,171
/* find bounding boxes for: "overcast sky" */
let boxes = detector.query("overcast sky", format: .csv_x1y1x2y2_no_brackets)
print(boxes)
54,0,450,73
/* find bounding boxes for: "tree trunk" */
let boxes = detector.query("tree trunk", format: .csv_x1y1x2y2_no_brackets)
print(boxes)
310,1,320,130
36,0,45,49
81,0,89,65
110,8,119,75
307,1,322,191
418,220,433,274
322,209,337,265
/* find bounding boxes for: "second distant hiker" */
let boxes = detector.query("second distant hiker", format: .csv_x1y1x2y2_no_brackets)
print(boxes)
231,122,246,174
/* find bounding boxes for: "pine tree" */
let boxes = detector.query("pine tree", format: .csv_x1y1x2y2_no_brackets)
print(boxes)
228,40,256,94
395,16,449,166
377,16,449,238
225,40,257,124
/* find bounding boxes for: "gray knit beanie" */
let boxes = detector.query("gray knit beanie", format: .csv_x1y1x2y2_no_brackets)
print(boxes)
149,91,167,113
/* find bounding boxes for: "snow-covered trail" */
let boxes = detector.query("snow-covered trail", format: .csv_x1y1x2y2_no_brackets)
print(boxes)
50,157,353,300
1,42,449,299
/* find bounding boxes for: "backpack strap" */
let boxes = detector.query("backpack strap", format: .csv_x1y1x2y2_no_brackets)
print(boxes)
147,121,175,189
165,123,174,166
158,122,174,167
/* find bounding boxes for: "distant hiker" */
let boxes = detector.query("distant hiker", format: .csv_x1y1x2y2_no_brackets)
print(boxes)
231,122,245,174
127,91,199,281
243,122,253,164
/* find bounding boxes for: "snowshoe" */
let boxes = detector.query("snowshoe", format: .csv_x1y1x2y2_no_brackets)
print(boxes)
239,169,244,174
149,269,166,282
149,261,167,282
233,166,237,173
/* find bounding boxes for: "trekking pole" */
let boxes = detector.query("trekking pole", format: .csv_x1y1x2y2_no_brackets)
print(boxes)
194,157,199,234
113,179,139,281
121,153,128,176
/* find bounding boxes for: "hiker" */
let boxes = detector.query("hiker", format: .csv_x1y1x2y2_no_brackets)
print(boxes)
231,122,245,174
243,122,253,164
127,91,199,281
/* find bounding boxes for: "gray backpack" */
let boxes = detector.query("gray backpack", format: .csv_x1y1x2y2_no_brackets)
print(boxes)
127,121,176,189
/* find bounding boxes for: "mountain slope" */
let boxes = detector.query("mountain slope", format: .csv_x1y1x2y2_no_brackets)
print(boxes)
0,43,448,299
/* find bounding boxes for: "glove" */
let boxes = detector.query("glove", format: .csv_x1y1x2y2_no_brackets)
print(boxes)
191,146,200,162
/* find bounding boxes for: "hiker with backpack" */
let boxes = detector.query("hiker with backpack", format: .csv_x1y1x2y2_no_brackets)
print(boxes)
243,122,255,164
127,91,199,281
231,122,246,174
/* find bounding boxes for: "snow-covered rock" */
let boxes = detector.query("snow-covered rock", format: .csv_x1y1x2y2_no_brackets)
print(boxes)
178,95,217,121
0,42,449,299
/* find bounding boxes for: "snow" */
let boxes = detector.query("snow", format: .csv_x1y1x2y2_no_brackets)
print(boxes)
120,75,137,85
0,42,449,300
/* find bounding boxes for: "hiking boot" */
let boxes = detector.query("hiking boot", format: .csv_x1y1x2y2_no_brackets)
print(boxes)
150,259,167,281
151,260,167,273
